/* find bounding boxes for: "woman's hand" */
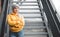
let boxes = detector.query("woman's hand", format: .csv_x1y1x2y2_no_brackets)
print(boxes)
14,20,20,28
14,24,20,28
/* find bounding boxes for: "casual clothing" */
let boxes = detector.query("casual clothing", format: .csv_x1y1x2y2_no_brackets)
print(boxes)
7,12,25,37
7,12,25,32
9,30,24,37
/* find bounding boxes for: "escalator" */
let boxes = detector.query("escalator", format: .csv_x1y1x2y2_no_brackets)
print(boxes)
0,0,60,37
6,0,51,37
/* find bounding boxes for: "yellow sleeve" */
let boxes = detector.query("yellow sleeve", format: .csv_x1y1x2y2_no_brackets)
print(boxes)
7,15,16,27
16,15,25,25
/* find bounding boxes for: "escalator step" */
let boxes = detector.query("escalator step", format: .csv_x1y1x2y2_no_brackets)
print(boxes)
19,10,40,12
24,26,46,29
22,3,38,5
26,0,37,1
19,12,41,14
24,18,43,22
25,23,44,26
24,35,47,37
24,28,46,32
12,1,38,3
22,1,38,3
19,6,39,8
24,32,48,35
20,8,39,10
20,14,42,18
19,4,38,6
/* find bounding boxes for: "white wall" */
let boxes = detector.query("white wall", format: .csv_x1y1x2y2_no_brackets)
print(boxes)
51,0,60,15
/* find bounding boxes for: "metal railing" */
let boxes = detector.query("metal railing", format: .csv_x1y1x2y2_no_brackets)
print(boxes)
40,0,60,37
37,0,53,37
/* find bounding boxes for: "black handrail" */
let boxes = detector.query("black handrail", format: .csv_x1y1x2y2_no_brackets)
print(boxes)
40,0,60,37
0,0,8,37
37,0,53,37
46,0,60,32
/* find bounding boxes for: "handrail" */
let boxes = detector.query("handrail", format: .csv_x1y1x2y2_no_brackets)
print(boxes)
37,0,53,37
0,0,7,36
0,0,8,37
46,0,60,33
40,0,60,37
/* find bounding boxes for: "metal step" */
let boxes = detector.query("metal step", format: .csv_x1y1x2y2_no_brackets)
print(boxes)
19,12,41,14
20,8,40,10
12,1,38,3
24,32,48,35
25,25,45,27
25,21,44,25
22,1,38,3
26,0,37,1
25,23,44,26
24,28,46,32
19,6,39,8
25,18,43,22
19,10,40,12
24,34,47,37
24,35,47,37
24,26,46,29
20,14,42,18
20,4,38,6
22,3,38,5
24,17,42,18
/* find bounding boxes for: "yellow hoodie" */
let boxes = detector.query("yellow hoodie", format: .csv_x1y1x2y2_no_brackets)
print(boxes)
7,12,25,32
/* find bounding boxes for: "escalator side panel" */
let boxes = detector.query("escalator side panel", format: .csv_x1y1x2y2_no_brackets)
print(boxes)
41,0,60,37
0,0,8,37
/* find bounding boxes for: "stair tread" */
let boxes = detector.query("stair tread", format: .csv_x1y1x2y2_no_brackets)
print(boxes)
19,6,39,8
25,21,44,25
22,3,38,5
19,12,41,14
24,34,47,37
24,29,46,32
19,10,40,12
19,4,38,6
19,14,41,17
24,26,46,29
24,32,48,35
25,25,44,26
24,18,43,22
12,0,36,1
24,35,47,37
25,22,44,26
22,1,38,3
20,8,40,10
12,1,38,3
25,24,44,26
26,0,37,1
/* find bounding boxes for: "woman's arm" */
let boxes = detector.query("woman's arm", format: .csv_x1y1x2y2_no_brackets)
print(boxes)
7,15,16,27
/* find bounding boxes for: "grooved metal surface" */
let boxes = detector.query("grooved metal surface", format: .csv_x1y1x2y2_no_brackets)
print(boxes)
18,0,47,37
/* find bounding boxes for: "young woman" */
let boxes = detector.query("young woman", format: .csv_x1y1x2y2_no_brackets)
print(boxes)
7,5,25,37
